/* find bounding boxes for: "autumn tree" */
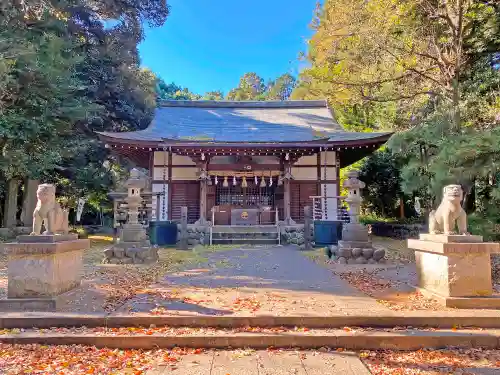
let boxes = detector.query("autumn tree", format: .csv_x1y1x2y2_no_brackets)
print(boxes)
203,91,224,100
266,73,297,100
227,72,266,100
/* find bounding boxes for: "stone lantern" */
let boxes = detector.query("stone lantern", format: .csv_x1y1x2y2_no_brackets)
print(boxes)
123,168,147,227
103,168,158,265
332,170,386,264
343,170,365,225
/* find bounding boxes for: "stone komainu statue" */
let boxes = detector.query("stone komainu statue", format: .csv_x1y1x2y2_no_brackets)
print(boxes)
30,184,69,235
429,184,469,235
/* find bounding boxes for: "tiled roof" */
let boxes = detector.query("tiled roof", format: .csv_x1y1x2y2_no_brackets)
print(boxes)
97,100,391,144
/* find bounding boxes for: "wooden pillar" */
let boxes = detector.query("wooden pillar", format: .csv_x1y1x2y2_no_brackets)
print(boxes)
3,179,19,228
156,193,161,221
195,161,209,226
304,205,313,250
178,206,188,250
199,181,207,223
21,179,39,227
283,161,295,225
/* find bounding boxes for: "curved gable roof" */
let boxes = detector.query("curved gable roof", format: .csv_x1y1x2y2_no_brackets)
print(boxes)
97,100,392,144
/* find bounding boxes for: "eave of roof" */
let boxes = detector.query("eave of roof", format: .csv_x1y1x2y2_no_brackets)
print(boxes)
96,100,393,146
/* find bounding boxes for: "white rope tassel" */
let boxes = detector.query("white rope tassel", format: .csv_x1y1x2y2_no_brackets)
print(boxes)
269,177,273,186
255,176,258,185
201,152,205,161
260,176,266,188
214,176,218,185
285,152,289,161
233,176,237,186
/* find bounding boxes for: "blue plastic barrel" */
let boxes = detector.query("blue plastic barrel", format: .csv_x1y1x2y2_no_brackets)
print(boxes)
314,220,343,247
149,221,178,246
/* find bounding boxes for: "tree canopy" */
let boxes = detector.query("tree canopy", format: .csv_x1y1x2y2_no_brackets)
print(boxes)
294,0,500,237
0,0,169,214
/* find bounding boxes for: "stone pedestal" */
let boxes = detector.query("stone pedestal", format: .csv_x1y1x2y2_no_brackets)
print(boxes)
408,234,500,308
104,224,158,264
0,235,90,311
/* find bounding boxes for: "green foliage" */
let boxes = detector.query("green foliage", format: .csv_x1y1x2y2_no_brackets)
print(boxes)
265,74,297,100
358,149,405,217
468,212,500,242
203,91,224,100
156,79,201,102
227,72,267,101
0,0,168,216
297,0,500,227
0,16,97,180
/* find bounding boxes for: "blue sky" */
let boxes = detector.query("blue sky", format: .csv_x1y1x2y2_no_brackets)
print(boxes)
139,0,318,95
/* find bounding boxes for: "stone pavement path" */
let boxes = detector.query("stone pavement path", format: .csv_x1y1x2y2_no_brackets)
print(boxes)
146,350,371,375
119,246,388,315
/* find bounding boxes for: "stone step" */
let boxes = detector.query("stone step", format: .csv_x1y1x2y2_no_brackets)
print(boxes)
1,329,499,350
211,239,279,245
211,226,279,234
2,313,500,329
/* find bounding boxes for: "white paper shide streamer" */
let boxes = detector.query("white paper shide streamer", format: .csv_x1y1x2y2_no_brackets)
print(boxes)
76,198,87,222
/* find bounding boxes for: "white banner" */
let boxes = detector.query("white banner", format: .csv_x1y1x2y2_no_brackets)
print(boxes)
76,198,87,222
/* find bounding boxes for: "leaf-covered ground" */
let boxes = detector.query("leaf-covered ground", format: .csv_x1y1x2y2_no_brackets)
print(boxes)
0,344,199,374
306,236,500,311
362,348,500,374
1,345,500,374
0,235,208,313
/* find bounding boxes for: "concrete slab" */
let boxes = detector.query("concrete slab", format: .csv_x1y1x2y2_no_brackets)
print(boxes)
149,352,214,375
256,351,306,375
211,350,259,375
300,351,371,375
146,350,371,375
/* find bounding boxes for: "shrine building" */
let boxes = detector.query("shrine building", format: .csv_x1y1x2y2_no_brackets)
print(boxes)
97,100,391,227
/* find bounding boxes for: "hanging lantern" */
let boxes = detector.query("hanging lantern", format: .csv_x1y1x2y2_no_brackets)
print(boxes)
285,152,290,161
260,176,266,188
241,176,248,188
233,176,237,186
254,175,258,185
215,176,218,185
223,176,229,187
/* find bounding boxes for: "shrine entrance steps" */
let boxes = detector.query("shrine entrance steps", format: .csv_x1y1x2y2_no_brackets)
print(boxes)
209,225,280,245
1,314,500,351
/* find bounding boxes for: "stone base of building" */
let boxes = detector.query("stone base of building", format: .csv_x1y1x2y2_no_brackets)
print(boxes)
408,234,500,299
177,225,210,246
3,237,90,303
280,225,310,247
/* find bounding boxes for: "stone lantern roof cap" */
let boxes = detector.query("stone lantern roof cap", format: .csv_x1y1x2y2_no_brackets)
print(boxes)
343,170,366,189
125,168,147,189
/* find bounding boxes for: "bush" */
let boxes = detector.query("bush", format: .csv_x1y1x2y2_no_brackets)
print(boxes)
360,214,424,225
70,226,89,239
468,213,500,242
